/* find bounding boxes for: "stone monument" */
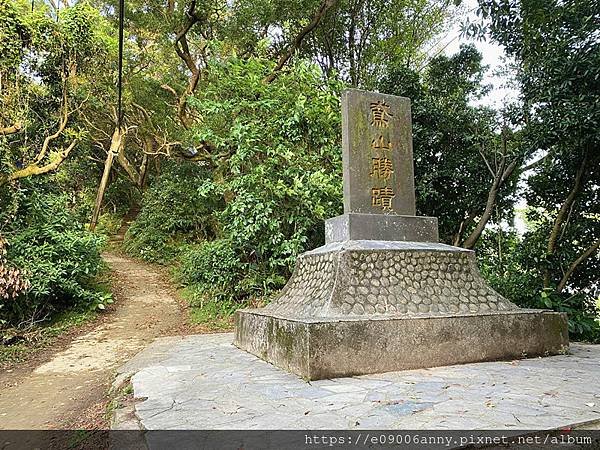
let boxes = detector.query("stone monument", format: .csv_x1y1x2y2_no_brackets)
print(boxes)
234,89,569,380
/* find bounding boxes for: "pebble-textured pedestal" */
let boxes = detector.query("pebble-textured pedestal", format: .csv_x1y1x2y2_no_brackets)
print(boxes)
234,240,569,380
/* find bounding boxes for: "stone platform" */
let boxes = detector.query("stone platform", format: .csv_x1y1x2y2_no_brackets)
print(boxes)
235,310,567,380
234,240,569,380
113,333,600,431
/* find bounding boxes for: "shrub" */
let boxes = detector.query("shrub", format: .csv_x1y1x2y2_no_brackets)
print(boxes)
94,212,123,236
1,188,107,326
478,228,600,343
177,240,286,304
124,161,219,263
127,58,342,308
188,58,343,274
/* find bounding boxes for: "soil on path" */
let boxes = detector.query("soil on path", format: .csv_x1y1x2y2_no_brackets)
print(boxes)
0,252,186,429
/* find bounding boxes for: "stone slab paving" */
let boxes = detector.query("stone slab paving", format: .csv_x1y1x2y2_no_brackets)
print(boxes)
114,333,600,430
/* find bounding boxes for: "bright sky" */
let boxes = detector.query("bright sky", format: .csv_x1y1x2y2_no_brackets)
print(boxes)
443,0,519,109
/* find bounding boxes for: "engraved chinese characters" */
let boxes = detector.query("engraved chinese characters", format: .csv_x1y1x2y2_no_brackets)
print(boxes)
369,101,395,211
369,100,393,128
341,89,416,215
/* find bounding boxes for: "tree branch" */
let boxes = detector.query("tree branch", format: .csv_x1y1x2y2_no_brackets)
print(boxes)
117,147,141,186
521,152,552,172
500,158,519,184
452,209,477,247
0,141,77,185
461,170,503,249
478,145,495,178
172,0,207,127
0,122,22,135
263,0,337,83
544,153,588,288
160,84,179,99
556,238,600,293
546,154,588,256
34,86,70,165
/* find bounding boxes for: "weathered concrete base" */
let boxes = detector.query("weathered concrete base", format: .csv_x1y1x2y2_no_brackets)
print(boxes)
234,310,569,380
234,239,568,380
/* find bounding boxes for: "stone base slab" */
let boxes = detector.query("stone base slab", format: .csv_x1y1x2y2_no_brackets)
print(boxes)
325,213,438,243
234,309,569,380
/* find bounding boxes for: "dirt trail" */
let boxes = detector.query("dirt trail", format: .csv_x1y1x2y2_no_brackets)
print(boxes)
0,252,183,429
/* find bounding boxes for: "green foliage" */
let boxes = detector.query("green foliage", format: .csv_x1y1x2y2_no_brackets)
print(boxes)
300,0,458,86
1,185,108,326
477,229,537,303
124,161,218,263
478,227,600,343
177,240,286,304
1,0,596,345
540,292,600,342
126,58,342,305
189,57,343,269
94,213,122,237
177,240,243,291
124,227,177,264
469,0,600,341
0,0,31,72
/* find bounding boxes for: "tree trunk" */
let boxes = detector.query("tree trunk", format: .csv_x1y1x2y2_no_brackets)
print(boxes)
263,0,337,83
138,153,149,189
452,210,477,246
117,146,141,186
89,127,125,231
543,153,588,288
461,177,501,249
546,155,587,256
461,156,518,249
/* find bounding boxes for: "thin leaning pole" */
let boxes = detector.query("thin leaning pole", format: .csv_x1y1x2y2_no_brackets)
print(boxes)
90,0,126,231
117,0,125,130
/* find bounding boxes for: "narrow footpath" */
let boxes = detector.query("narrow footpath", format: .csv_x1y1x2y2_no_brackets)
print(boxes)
0,253,184,429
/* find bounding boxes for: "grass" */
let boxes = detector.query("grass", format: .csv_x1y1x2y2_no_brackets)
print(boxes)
181,286,239,331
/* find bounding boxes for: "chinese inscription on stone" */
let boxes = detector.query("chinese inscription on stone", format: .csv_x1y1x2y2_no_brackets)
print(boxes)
341,89,416,215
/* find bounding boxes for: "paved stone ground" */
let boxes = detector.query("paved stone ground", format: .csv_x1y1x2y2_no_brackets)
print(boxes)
114,333,600,430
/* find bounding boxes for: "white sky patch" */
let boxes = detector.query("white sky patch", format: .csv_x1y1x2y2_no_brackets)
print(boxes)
442,0,519,109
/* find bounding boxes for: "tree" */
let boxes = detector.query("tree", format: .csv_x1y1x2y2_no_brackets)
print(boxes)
0,1,111,326
0,0,107,187
472,0,599,300
125,58,344,305
304,0,458,87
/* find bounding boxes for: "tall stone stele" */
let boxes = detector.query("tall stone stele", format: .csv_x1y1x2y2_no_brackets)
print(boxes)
234,89,569,380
